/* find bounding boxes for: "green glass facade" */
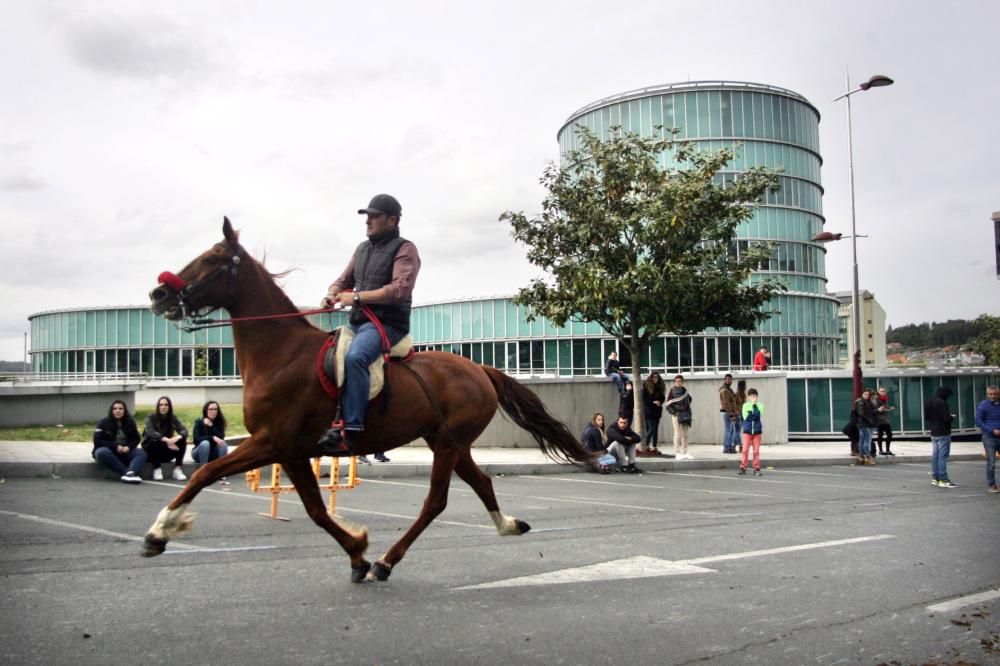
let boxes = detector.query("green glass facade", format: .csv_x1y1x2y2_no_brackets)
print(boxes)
558,81,840,366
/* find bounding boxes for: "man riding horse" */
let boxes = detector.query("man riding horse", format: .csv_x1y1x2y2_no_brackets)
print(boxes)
317,193,421,455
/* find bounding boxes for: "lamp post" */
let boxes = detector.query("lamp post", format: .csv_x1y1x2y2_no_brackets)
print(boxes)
819,73,893,398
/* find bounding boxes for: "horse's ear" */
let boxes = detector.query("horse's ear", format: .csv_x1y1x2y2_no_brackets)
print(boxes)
223,216,239,244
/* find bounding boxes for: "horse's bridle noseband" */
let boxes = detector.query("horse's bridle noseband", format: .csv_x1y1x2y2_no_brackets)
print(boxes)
158,250,243,323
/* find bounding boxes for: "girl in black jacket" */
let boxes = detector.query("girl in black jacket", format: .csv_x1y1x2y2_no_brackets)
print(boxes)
191,401,230,486
142,395,189,481
93,400,147,483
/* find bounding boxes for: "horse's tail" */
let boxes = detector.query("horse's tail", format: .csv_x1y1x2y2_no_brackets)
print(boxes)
480,365,595,465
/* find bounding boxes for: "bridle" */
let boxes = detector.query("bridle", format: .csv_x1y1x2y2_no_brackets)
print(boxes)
157,249,243,326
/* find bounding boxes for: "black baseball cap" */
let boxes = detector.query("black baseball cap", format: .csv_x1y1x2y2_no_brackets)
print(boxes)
358,193,402,217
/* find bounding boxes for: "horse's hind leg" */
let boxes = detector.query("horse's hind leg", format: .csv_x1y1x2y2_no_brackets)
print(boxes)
142,436,275,557
280,459,371,583
453,448,530,536
369,446,461,582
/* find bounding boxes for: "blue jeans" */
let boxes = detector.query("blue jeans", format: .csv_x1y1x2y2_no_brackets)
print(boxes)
94,446,147,476
930,435,952,481
342,322,405,430
192,439,228,464
721,412,739,451
607,372,624,393
859,427,874,456
982,432,999,487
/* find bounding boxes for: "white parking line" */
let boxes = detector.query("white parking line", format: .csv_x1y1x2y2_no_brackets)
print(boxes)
454,534,895,590
0,509,203,550
926,589,1000,614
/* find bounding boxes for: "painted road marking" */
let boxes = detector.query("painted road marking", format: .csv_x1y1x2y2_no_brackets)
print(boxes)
454,556,715,589
454,534,895,590
0,509,203,550
926,588,1000,614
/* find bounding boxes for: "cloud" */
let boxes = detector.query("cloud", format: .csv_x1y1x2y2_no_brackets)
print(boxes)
63,12,215,82
0,175,44,192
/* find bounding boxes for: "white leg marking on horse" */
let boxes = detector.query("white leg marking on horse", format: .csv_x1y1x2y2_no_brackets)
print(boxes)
489,510,520,536
147,504,195,541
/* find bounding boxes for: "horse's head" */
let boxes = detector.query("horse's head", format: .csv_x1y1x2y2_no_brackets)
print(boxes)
150,217,244,321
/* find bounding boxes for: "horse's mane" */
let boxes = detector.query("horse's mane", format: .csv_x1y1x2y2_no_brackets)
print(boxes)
244,251,311,323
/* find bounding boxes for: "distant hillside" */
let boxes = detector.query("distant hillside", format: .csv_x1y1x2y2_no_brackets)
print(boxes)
887,318,984,349
0,361,28,372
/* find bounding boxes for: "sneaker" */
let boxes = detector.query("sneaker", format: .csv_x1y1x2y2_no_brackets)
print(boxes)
152,467,164,481
219,477,231,486
357,455,371,465
738,468,746,475
172,467,187,481
753,469,762,476
374,453,390,463
988,485,999,493
624,464,642,474
931,479,940,487
886,451,895,456
121,471,142,484
939,480,958,488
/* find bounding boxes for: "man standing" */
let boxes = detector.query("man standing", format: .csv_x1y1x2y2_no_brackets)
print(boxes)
974,385,1000,493
318,194,420,458
924,386,957,488
752,346,771,371
719,373,740,453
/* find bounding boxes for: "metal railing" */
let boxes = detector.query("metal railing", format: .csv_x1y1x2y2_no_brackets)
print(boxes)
0,372,149,384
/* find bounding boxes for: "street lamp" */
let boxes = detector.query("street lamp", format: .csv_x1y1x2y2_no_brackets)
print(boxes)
822,73,894,398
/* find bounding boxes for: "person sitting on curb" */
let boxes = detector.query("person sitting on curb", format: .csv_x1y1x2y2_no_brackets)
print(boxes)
142,396,189,481
191,401,230,487
581,412,617,473
93,400,147,484
607,416,641,474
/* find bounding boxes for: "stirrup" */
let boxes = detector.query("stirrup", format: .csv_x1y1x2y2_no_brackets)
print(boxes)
318,420,353,457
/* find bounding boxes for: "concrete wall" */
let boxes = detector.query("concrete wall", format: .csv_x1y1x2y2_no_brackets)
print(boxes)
137,380,245,407
0,383,141,427
2,374,788,446
490,373,788,448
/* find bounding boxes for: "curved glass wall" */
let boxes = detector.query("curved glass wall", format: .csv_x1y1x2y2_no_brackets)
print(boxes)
557,81,839,363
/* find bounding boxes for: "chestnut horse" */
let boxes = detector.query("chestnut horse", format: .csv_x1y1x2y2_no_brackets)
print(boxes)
144,218,593,583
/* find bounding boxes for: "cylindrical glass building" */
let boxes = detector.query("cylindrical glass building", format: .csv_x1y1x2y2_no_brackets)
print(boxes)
558,81,840,368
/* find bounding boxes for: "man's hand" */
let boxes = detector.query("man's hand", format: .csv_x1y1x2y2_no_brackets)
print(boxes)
320,292,338,309
336,291,356,308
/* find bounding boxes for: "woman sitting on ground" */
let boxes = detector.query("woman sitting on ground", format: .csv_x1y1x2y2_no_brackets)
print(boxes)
581,412,616,473
192,400,230,486
142,395,189,481
92,400,147,484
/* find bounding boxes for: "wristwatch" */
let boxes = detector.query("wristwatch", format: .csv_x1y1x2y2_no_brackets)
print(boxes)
353,292,361,305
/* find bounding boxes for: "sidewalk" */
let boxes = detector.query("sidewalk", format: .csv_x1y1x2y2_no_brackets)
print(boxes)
0,439,990,480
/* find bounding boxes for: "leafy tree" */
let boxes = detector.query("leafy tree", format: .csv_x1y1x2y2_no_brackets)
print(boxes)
968,314,1000,367
194,347,213,377
500,126,784,433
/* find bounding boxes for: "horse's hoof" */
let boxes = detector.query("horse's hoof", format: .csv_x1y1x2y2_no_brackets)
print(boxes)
351,561,372,584
368,561,392,582
141,535,167,557
516,519,531,535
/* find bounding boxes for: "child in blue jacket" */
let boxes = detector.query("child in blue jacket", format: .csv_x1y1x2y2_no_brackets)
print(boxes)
739,389,764,476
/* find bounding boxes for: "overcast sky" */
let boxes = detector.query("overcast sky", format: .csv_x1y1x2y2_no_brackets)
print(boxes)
2,0,998,362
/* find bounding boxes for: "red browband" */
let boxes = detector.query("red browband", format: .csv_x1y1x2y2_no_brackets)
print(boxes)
158,271,187,291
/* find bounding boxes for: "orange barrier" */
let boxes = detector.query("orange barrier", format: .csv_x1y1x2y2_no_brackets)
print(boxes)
244,456,362,520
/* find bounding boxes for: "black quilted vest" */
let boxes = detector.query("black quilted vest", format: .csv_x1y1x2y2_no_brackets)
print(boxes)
349,228,411,333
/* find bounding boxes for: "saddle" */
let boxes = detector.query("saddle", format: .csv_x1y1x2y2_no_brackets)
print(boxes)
318,326,414,402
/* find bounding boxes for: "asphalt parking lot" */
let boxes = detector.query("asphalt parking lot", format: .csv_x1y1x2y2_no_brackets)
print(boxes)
1,459,998,665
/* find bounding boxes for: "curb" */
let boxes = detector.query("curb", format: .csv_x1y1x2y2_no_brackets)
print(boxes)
0,454,986,480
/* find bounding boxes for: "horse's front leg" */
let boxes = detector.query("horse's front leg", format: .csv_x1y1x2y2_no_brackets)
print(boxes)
280,458,371,583
368,444,461,582
141,436,275,557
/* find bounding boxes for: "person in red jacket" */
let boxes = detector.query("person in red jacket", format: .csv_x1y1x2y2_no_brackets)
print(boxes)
752,346,771,371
